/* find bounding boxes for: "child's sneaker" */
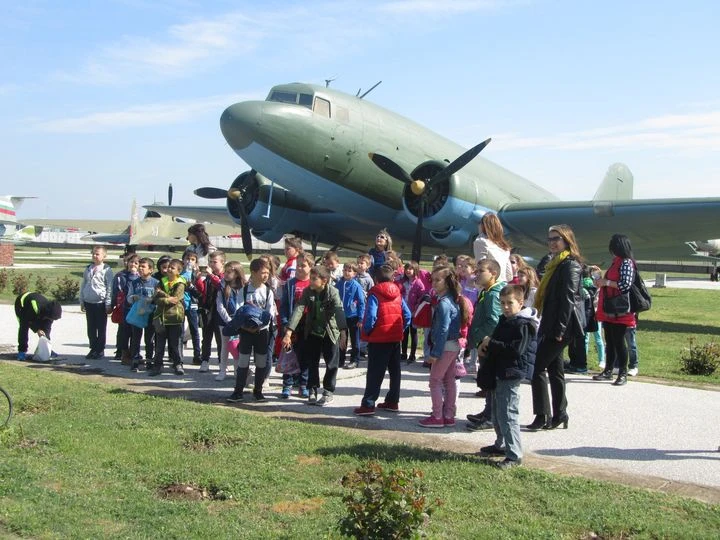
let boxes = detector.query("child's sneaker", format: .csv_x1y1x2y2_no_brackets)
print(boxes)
215,370,227,382
253,390,267,402
444,417,456,427
418,416,445,428
343,362,358,370
17,352,26,361
299,387,309,398
131,362,139,372
174,364,185,376
353,405,375,416
307,390,317,405
280,387,291,399
199,361,209,372
316,391,334,406
376,402,399,412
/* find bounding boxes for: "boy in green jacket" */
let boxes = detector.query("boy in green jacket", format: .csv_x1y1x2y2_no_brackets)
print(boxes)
149,259,186,376
467,259,505,430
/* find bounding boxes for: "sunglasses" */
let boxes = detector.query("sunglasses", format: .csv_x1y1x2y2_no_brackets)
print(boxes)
547,236,563,243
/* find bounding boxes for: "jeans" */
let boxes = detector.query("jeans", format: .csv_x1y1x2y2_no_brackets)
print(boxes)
361,342,401,407
185,308,201,361
130,323,154,359
282,333,309,389
153,323,183,369
303,334,339,393
84,302,108,354
339,316,360,366
428,349,457,419
626,326,638,369
585,323,606,365
492,378,523,461
200,312,222,363
402,325,418,360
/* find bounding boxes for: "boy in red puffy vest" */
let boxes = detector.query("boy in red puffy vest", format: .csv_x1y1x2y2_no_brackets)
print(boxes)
353,265,411,416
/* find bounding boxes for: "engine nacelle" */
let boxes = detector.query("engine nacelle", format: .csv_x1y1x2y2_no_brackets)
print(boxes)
402,160,478,232
225,170,315,244
429,227,474,248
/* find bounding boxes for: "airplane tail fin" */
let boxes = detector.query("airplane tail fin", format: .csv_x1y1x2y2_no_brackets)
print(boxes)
592,163,634,201
128,199,139,244
1,196,37,224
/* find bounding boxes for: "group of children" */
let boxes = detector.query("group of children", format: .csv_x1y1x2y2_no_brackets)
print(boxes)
70,227,607,471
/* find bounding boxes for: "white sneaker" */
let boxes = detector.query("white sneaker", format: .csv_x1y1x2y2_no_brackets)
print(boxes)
612,368,619,375
215,371,226,381
199,361,209,373
627,367,639,376
598,361,606,369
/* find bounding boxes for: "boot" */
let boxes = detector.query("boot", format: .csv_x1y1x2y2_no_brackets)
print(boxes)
612,372,627,386
253,366,267,402
232,367,249,397
121,350,132,366
525,414,549,431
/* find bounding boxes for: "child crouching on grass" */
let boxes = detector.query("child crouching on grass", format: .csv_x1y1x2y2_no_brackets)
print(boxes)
477,284,539,469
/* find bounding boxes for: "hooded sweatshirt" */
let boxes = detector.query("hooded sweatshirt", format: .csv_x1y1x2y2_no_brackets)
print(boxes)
485,306,540,380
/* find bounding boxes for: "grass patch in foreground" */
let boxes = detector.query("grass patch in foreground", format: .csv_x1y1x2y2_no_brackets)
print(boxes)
1,364,719,538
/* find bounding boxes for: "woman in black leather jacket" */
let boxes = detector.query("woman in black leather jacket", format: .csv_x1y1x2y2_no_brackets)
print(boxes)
527,224,585,431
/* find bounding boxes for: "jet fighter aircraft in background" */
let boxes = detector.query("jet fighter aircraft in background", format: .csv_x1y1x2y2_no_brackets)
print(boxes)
145,82,720,264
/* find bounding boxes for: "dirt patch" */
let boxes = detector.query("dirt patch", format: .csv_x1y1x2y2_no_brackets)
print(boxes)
16,438,49,450
159,483,232,501
272,497,325,514
296,455,323,466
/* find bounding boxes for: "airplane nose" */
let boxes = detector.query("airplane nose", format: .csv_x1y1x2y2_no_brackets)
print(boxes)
220,101,262,150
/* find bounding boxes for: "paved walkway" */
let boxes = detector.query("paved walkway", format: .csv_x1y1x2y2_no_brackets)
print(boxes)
1,303,719,504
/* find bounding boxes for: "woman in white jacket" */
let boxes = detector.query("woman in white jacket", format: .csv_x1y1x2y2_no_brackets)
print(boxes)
473,213,513,283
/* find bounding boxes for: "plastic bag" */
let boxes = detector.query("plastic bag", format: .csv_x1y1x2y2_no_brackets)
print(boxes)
276,348,301,375
227,338,240,360
34,336,52,362
126,298,154,328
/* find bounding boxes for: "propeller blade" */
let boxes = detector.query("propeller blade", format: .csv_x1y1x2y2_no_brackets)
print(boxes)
369,153,413,184
411,197,425,263
232,197,253,259
428,138,492,186
194,187,228,199
168,183,173,206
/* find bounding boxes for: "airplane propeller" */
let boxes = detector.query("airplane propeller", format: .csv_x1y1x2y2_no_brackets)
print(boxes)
194,186,253,258
369,138,491,262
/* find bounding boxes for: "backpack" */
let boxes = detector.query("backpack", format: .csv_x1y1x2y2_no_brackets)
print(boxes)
629,268,651,313
222,285,272,335
521,326,538,381
582,284,599,333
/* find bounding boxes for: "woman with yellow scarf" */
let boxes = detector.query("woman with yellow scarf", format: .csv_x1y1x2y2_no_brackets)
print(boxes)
527,225,586,431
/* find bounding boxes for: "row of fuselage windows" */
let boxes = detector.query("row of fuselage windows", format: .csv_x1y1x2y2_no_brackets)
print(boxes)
266,91,349,123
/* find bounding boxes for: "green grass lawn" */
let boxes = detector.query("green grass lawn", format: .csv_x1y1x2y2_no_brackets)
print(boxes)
1,364,718,539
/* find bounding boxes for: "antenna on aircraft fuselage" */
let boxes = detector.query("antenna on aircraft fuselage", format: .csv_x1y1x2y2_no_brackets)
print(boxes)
324,77,336,88
358,81,382,99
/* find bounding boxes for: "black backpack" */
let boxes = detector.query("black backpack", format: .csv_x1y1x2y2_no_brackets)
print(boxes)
629,268,652,313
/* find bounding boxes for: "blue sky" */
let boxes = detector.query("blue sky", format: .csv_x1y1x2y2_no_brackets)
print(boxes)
3,0,719,220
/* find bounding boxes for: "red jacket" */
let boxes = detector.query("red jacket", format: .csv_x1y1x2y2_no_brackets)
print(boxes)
361,281,405,343
596,256,637,327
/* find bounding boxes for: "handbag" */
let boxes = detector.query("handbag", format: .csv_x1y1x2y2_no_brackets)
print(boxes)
629,272,652,313
275,348,301,375
603,292,631,315
455,357,468,378
110,291,125,324
126,298,155,328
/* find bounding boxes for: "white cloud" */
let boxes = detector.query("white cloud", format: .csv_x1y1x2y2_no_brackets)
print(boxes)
58,13,261,85
490,109,720,153
31,93,254,133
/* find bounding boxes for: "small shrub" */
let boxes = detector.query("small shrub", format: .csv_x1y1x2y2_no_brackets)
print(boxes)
12,273,30,296
52,276,80,303
680,338,720,376
0,268,7,292
338,461,442,539
35,274,50,295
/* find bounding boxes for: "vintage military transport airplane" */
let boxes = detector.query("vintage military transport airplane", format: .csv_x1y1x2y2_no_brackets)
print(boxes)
145,82,720,263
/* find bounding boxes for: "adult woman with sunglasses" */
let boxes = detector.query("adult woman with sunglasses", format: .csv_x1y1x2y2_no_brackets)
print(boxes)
527,224,585,431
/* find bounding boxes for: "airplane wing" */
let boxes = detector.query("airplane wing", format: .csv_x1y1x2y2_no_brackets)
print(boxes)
143,205,237,227
21,218,129,234
499,197,720,262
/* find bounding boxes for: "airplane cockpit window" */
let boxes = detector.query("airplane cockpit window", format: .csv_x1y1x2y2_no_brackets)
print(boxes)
314,97,330,118
267,91,314,109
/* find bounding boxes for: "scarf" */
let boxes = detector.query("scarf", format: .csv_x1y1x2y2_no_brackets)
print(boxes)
534,250,569,313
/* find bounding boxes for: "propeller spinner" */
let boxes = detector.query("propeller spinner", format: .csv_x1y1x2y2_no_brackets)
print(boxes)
369,138,491,262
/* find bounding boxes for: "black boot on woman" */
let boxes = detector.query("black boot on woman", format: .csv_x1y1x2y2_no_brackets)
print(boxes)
546,412,569,429
525,415,549,431
592,369,613,381
612,373,627,386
